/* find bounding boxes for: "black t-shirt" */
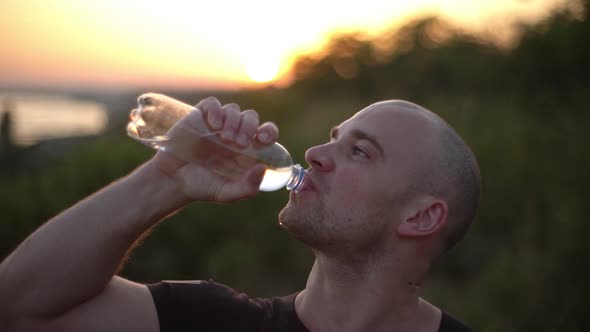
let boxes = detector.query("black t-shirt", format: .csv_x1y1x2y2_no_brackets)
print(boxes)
147,280,473,332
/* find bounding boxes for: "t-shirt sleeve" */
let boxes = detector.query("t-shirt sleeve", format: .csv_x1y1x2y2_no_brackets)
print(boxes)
439,311,474,332
147,280,267,332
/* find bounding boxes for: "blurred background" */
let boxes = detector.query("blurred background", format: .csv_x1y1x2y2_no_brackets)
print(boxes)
1,0,588,330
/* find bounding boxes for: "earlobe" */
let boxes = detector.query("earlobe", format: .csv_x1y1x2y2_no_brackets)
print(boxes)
397,200,448,237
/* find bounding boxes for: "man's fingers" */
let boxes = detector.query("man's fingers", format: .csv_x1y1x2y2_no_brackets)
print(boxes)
256,122,279,145
195,97,277,147
216,164,266,202
236,109,260,147
197,97,224,131
221,103,241,142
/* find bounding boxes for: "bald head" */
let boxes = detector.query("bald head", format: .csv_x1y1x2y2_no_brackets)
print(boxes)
428,114,481,252
363,100,481,252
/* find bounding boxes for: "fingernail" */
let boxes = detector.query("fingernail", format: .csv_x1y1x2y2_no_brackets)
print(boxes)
210,114,222,129
258,132,269,143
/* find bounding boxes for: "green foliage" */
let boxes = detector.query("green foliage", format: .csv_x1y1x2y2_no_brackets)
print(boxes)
2,4,589,330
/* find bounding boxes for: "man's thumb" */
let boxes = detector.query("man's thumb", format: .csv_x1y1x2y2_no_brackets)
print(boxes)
243,164,266,193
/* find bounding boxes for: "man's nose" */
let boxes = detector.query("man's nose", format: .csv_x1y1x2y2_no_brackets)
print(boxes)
305,143,334,171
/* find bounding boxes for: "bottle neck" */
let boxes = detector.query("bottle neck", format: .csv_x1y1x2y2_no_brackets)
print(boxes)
286,164,306,191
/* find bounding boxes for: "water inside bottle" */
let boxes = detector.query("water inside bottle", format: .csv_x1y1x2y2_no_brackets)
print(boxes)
259,167,294,191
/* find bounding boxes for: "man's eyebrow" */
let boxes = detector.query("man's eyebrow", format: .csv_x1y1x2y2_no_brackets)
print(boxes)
330,126,339,139
330,126,384,157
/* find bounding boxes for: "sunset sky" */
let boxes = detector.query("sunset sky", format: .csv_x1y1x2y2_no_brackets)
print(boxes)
0,0,578,91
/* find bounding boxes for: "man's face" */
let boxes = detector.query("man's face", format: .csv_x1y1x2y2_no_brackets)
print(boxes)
278,101,435,254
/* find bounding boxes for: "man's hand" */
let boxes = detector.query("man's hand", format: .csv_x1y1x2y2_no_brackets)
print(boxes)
148,97,279,203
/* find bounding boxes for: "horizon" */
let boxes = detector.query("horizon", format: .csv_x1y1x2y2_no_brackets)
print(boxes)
0,0,580,92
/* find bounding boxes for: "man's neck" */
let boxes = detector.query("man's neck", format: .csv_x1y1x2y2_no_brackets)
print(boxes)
294,254,441,332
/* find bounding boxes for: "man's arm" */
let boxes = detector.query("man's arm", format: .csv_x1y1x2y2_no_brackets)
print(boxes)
0,162,180,331
0,97,277,332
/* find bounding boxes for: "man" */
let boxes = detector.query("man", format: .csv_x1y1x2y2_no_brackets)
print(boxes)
0,96,480,332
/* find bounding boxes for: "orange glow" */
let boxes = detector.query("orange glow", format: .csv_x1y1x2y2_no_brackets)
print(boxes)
0,0,577,90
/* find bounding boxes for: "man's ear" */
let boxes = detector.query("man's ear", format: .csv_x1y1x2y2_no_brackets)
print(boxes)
397,198,448,237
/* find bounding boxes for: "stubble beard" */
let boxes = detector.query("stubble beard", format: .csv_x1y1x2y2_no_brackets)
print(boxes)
278,197,327,248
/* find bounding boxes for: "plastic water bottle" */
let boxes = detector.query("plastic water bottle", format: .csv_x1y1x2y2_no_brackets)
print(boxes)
127,93,305,192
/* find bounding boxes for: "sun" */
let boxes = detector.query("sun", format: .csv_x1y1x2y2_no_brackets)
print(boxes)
244,57,282,83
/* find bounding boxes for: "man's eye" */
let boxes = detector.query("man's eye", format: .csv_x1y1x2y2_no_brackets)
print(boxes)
352,146,368,158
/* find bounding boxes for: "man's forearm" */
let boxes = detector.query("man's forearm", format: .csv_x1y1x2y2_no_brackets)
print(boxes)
0,162,188,321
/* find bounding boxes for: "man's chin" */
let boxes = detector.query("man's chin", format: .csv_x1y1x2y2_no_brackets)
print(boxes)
278,204,295,229
278,204,307,234
278,205,321,244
